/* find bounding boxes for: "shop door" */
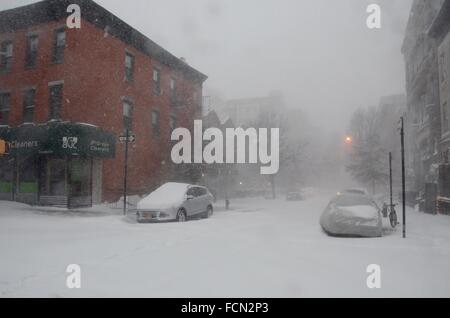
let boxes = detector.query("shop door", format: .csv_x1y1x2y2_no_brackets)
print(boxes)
68,157,92,208
38,157,68,207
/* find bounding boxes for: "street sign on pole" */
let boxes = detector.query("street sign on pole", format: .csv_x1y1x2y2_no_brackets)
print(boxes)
122,129,132,216
119,134,136,143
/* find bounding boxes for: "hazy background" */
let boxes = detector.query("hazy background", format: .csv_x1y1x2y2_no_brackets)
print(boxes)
0,0,413,134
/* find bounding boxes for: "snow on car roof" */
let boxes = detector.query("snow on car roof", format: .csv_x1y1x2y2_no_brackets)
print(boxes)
137,183,192,211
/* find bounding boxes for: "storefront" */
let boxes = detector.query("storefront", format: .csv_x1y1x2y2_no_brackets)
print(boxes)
0,122,116,208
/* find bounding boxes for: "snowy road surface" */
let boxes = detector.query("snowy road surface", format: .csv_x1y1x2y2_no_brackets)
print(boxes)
1,191,450,297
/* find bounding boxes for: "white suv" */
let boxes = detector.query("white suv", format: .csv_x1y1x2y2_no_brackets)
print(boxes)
136,183,214,223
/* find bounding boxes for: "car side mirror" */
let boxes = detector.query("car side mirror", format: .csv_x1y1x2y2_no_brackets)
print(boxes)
186,195,195,201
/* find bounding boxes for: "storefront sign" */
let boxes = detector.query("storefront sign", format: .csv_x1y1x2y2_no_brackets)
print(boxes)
62,137,79,150
90,140,111,155
9,140,40,150
4,123,116,159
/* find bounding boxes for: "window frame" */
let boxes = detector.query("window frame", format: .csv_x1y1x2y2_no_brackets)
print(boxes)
49,83,64,120
153,67,161,96
169,76,177,103
0,92,11,126
23,88,36,123
52,28,66,64
0,40,13,74
125,51,135,83
122,98,134,131
25,34,39,69
152,109,161,137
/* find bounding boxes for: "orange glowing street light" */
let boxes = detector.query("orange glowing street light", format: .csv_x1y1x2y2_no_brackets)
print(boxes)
345,136,353,145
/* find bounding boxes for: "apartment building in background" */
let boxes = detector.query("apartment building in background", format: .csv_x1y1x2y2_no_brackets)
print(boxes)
401,0,444,210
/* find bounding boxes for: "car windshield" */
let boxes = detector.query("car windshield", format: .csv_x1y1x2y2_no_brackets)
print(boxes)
333,195,375,207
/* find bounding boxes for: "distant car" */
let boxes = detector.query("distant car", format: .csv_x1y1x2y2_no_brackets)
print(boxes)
136,183,214,223
320,193,382,237
286,191,304,201
338,188,368,196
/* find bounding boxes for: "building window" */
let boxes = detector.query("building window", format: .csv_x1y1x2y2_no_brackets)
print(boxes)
123,100,133,131
153,68,161,95
125,52,134,83
53,28,66,64
49,84,63,120
152,110,160,136
0,41,13,74
23,89,36,123
25,35,39,69
169,115,177,131
0,92,11,125
170,77,177,103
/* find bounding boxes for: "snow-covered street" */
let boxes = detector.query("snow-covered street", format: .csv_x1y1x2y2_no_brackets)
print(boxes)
1,190,450,298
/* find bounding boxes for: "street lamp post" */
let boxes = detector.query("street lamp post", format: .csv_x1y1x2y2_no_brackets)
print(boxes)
400,117,406,238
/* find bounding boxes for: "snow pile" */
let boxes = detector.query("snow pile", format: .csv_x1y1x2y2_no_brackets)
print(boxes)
340,205,380,219
1,191,450,297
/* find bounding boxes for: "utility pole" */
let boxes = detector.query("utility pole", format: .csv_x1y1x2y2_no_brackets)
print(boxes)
400,117,406,238
389,152,393,210
123,128,129,216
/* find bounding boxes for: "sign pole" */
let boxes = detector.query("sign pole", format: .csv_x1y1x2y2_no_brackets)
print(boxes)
401,117,406,238
123,128,129,216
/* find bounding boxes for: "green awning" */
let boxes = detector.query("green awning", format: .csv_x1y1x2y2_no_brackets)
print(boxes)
6,122,116,158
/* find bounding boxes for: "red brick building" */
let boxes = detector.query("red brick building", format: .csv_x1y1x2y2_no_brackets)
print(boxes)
0,0,207,207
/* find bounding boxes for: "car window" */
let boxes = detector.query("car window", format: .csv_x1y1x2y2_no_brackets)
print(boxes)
186,188,196,197
197,187,207,196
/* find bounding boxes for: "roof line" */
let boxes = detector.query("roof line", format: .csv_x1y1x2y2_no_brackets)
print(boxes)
0,0,207,82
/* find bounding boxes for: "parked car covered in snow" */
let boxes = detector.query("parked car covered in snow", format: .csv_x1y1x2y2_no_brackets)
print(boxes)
136,183,214,223
320,193,382,237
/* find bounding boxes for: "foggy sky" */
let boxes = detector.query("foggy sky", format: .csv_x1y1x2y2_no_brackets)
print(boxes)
0,0,413,134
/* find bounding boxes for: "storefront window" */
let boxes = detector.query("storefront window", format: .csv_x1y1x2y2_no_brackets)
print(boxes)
0,156,14,194
17,155,37,194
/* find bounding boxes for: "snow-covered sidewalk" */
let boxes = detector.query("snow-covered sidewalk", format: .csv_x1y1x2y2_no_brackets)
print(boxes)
0,192,450,297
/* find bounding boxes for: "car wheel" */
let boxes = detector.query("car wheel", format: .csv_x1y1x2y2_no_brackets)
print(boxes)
177,209,187,222
204,205,213,219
